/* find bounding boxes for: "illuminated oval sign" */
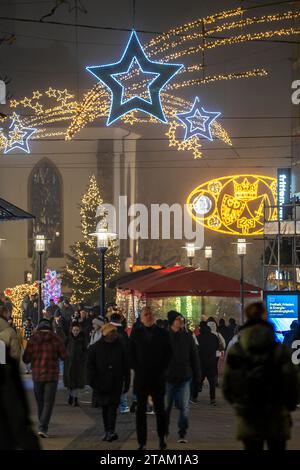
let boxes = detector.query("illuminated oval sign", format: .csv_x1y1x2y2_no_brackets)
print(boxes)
187,174,277,236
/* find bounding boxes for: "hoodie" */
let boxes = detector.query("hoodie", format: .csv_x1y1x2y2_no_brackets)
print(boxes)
207,321,226,357
23,330,67,382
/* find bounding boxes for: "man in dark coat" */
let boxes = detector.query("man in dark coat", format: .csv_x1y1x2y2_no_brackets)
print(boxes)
223,301,300,451
129,306,172,450
64,323,87,407
87,324,130,443
197,321,219,405
166,311,201,443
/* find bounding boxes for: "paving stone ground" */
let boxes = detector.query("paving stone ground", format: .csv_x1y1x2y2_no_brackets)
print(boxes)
23,375,300,450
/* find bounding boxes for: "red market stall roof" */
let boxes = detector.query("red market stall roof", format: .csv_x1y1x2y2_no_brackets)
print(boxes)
129,268,262,298
108,267,158,289
117,266,194,292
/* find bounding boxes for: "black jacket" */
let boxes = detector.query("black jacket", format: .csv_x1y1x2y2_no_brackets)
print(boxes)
166,329,201,384
129,324,172,391
197,329,219,370
64,332,87,390
87,337,130,405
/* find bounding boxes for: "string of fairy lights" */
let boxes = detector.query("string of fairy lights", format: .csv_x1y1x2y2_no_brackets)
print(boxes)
0,4,299,159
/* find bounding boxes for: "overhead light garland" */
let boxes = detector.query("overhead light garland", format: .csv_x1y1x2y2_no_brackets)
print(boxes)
0,5,299,159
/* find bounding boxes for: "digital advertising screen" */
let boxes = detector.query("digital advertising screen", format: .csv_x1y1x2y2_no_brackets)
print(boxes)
265,292,299,342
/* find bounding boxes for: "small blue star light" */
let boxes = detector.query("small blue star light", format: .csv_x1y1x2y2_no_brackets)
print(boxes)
86,30,183,126
176,97,221,142
4,113,36,154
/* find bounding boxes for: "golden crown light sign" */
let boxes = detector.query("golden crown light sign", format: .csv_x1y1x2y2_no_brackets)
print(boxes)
187,174,277,236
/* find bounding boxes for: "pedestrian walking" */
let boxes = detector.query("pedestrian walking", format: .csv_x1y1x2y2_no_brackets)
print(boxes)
0,305,21,362
23,319,67,438
53,311,67,343
87,324,130,442
110,312,130,414
129,306,172,450
223,301,300,451
197,321,219,405
22,317,35,373
207,319,225,386
64,323,87,407
165,311,201,443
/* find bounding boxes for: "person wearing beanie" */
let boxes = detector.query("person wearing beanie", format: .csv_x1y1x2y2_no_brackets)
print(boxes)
129,307,172,451
197,321,219,406
165,311,200,443
223,301,300,451
87,323,130,443
23,317,67,438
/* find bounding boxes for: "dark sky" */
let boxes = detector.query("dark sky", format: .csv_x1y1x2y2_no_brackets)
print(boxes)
0,0,297,281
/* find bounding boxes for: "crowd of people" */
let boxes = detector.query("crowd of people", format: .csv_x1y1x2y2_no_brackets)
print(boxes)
0,294,300,451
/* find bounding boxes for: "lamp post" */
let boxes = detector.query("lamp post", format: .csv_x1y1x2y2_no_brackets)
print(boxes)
236,238,247,324
90,224,116,317
182,242,200,266
34,234,46,324
205,246,213,271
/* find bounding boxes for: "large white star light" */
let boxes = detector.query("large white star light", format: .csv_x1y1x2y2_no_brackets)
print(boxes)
4,113,36,154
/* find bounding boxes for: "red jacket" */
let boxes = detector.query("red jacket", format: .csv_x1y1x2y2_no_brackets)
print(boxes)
23,330,67,382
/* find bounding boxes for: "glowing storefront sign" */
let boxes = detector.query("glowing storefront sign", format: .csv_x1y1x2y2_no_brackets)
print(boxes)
187,174,277,236
277,168,291,220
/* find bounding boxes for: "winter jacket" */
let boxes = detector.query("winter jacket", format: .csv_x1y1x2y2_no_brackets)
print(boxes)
0,317,21,362
166,329,201,384
129,324,172,391
23,330,67,382
223,319,300,441
87,337,130,406
197,328,219,370
64,332,87,390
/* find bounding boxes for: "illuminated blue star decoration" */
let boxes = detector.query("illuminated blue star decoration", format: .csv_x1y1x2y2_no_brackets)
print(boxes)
176,97,221,142
4,113,36,154
86,30,183,126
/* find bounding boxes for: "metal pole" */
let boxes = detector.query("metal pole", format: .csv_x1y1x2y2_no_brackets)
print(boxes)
100,247,108,317
188,256,193,267
240,255,244,324
38,251,43,323
207,258,210,271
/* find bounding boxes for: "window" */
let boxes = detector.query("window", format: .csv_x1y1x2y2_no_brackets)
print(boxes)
28,158,63,258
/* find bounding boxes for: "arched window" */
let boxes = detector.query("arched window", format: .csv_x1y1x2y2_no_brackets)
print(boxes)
28,158,63,258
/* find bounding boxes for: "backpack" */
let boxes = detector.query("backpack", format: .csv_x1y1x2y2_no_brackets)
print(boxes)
229,342,282,416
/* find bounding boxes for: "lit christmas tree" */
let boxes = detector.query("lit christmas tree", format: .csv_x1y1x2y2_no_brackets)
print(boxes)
64,175,120,304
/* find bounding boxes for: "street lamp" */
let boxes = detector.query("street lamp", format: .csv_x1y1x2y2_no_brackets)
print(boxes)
235,238,247,324
204,246,213,271
90,223,116,317
182,242,200,266
34,234,46,323
0,238,6,248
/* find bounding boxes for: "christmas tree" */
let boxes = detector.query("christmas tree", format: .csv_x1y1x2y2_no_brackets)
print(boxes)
64,175,120,304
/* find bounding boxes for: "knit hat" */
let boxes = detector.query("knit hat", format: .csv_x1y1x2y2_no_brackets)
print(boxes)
101,323,117,337
167,310,183,326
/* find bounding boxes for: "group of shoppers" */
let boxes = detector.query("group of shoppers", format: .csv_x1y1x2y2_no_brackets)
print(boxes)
1,294,300,451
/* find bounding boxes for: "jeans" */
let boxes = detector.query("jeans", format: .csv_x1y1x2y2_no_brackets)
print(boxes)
166,379,191,438
136,386,166,446
33,381,57,433
243,439,287,451
102,404,118,433
119,392,129,412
